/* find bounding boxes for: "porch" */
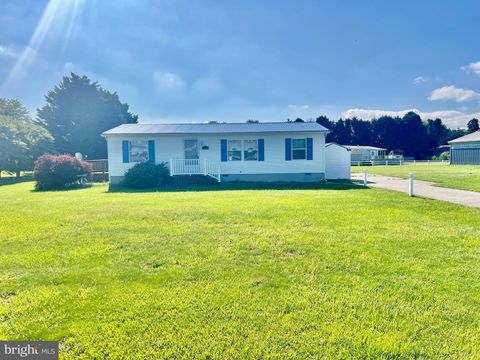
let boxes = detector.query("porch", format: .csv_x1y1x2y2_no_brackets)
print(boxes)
169,158,221,182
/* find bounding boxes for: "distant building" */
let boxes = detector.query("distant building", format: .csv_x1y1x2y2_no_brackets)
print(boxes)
449,131,480,165
344,146,387,162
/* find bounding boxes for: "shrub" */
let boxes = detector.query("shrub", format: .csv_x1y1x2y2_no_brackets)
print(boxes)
121,162,170,188
33,154,92,190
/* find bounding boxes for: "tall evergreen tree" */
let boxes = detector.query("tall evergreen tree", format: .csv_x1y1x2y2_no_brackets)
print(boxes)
467,118,479,133
37,73,138,159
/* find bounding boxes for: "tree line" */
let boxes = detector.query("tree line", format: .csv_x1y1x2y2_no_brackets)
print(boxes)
307,113,475,159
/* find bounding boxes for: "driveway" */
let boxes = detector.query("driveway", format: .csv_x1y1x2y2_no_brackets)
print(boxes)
351,173,480,208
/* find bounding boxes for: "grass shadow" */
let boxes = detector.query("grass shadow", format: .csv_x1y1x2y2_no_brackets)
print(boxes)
30,184,94,193
107,180,367,193
0,174,33,186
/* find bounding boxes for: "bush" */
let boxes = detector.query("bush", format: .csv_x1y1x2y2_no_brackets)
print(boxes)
121,162,170,188
33,154,92,190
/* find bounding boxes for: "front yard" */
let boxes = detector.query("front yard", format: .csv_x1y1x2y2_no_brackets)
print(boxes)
1,182,479,358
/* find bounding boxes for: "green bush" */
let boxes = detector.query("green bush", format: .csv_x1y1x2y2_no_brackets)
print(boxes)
121,162,170,188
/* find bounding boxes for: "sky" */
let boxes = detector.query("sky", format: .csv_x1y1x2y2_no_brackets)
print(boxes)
0,0,479,128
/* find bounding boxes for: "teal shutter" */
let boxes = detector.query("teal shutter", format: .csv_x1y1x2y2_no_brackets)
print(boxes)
307,138,313,160
148,140,155,163
221,139,228,162
122,140,129,163
285,138,292,160
258,139,264,161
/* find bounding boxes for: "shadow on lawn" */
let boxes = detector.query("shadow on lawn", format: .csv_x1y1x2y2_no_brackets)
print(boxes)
108,180,367,193
0,174,33,186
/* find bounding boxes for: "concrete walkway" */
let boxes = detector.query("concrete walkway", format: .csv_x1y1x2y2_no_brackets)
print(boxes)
351,173,480,208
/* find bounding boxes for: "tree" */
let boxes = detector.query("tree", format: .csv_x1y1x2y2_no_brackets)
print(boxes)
467,118,479,133
294,118,304,123
398,112,429,158
425,118,449,150
37,73,138,159
0,99,54,176
316,115,334,142
246,119,259,123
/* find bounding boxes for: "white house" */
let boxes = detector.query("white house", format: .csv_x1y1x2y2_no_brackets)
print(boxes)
344,145,387,161
449,130,480,165
102,122,351,183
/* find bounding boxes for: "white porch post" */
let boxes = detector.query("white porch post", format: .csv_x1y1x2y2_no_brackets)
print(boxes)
169,158,173,176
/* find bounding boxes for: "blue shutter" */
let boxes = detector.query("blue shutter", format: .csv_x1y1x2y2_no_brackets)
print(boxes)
122,140,129,163
307,138,313,160
285,138,292,161
221,139,228,162
148,140,155,163
258,139,264,161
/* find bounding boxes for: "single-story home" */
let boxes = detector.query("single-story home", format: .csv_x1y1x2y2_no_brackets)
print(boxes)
344,145,387,161
102,122,351,184
449,131,480,165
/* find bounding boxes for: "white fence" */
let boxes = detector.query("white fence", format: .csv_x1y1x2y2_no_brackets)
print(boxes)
351,159,450,166
169,159,221,182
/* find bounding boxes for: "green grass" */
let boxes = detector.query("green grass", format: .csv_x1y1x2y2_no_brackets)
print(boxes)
1,182,480,358
353,164,480,192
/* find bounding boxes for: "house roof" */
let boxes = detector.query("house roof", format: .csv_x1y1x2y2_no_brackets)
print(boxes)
326,142,351,150
448,131,480,144
343,145,386,151
102,122,329,136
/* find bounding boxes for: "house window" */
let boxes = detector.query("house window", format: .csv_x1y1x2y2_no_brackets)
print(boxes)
243,140,258,161
292,139,306,160
228,140,242,161
129,140,148,162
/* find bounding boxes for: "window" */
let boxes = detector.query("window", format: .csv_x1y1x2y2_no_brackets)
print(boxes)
129,140,148,162
292,138,306,160
243,140,258,161
228,140,242,161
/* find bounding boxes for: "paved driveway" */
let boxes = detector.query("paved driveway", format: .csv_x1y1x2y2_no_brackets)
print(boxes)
351,173,480,208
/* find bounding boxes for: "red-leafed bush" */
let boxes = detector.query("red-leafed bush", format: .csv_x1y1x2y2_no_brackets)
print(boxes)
33,154,92,190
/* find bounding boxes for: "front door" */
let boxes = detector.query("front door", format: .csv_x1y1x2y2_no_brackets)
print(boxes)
184,139,199,159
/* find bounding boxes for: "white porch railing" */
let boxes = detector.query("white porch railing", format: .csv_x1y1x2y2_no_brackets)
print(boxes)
169,158,221,182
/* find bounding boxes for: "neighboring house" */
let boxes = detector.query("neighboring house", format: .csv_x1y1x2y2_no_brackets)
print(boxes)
449,131,480,165
102,122,351,183
344,145,387,161
325,143,351,179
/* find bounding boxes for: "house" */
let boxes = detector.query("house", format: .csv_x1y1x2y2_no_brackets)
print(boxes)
344,145,387,161
102,122,351,184
449,131,480,165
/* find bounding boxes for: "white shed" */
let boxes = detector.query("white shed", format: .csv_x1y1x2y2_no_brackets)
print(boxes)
325,143,351,179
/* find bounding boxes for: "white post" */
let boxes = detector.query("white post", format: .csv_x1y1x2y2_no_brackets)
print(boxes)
386,160,389,166
217,165,221,182
408,172,414,197
364,170,368,186
204,159,207,176
169,158,173,176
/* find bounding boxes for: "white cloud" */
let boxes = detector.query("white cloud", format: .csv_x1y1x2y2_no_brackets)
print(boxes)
342,108,480,128
428,85,480,102
413,76,426,85
461,61,480,76
0,45,19,59
192,76,224,99
152,71,186,93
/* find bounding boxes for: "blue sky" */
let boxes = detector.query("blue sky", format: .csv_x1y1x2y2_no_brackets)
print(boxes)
1,0,479,127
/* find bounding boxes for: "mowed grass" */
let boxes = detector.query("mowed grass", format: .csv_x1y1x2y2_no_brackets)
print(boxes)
353,164,480,192
1,182,480,359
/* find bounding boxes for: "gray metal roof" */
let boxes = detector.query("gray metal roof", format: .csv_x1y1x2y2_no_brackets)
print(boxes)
343,145,387,151
102,122,329,135
326,142,351,150
448,131,480,144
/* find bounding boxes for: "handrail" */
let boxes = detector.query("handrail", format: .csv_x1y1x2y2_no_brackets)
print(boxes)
169,158,221,182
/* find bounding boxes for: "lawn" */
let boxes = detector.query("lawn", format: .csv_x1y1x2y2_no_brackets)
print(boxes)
1,182,479,358
353,164,480,192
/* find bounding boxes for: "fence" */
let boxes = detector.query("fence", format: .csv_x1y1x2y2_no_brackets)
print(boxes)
351,159,450,166
86,159,109,182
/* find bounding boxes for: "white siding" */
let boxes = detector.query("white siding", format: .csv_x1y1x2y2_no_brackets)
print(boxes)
106,132,326,178
325,144,351,179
